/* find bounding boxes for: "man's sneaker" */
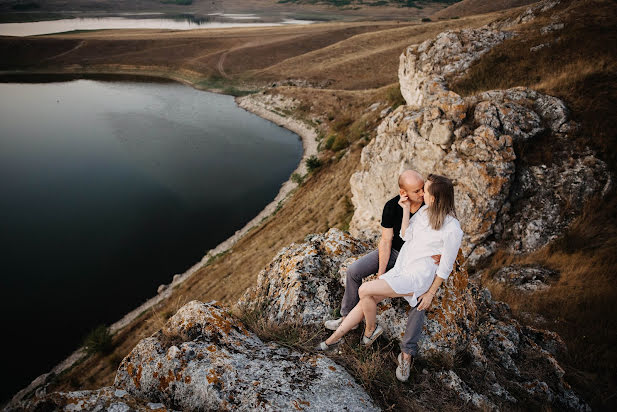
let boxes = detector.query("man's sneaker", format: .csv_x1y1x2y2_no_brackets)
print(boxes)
324,317,358,331
315,337,345,352
396,352,413,382
361,325,384,346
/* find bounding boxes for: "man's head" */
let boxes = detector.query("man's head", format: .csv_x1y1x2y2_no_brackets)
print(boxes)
398,170,424,204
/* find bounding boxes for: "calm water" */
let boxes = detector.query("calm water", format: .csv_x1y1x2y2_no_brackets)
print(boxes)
0,14,313,36
0,78,302,403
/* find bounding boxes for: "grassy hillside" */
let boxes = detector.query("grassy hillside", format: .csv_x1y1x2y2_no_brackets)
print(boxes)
432,0,537,19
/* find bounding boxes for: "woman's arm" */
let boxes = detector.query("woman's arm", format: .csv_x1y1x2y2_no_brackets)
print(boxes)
435,222,463,280
398,195,411,239
417,276,444,311
417,220,464,311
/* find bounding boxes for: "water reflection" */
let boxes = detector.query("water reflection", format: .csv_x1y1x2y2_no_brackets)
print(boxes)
0,13,314,37
0,78,302,403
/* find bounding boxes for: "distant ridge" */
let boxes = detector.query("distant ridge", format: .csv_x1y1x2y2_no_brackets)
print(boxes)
432,0,538,18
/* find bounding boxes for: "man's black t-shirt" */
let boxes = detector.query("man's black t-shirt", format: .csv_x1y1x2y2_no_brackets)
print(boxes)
380,195,423,252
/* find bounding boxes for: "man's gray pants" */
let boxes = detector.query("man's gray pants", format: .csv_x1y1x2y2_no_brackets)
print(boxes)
340,249,425,357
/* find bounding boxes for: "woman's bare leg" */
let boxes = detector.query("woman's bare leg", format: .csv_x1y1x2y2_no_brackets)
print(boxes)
325,295,387,344
359,279,403,337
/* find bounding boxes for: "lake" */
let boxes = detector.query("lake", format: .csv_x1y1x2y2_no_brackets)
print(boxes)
0,13,314,37
0,78,302,403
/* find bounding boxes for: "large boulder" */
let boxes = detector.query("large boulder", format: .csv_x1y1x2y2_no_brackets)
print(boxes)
114,301,379,411
351,23,610,260
238,228,589,410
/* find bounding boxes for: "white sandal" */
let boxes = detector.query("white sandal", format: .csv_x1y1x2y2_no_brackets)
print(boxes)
316,337,344,352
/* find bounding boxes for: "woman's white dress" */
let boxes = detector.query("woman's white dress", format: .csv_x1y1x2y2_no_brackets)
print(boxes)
379,205,464,307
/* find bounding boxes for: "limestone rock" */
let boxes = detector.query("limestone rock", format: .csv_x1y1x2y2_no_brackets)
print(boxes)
489,265,558,291
237,228,371,324
495,151,609,252
398,28,513,108
239,228,588,410
114,301,379,411
9,386,175,412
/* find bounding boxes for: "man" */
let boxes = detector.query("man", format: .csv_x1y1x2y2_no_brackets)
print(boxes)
324,170,439,382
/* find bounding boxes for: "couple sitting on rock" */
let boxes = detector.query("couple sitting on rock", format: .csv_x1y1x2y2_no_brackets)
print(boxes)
317,171,463,382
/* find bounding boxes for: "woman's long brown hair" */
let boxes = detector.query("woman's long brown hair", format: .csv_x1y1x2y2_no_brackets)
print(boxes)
426,174,457,230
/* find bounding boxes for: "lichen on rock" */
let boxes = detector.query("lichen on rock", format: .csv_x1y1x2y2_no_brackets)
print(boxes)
113,300,379,411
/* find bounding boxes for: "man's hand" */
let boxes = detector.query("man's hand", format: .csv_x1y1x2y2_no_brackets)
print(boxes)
416,290,435,311
431,254,441,265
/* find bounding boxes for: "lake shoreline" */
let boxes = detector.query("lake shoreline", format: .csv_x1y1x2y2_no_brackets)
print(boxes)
5,68,317,407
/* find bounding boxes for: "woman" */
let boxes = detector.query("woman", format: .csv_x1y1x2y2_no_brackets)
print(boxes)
317,174,463,379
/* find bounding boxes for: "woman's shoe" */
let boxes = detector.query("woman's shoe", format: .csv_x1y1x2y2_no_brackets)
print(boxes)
324,317,358,331
396,353,413,382
315,337,345,352
361,325,383,346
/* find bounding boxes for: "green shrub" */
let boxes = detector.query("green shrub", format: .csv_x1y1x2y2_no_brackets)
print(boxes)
305,155,322,172
291,172,304,184
422,17,432,22
83,325,113,355
324,134,336,150
331,134,349,151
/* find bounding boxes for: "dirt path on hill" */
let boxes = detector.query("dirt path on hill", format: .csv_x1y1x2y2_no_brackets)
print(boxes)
41,40,87,61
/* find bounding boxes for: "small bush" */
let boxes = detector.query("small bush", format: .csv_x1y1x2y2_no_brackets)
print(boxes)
324,134,336,150
331,134,349,151
305,155,322,173
331,116,353,132
291,172,304,184
422,17,432,22
385,84,406,110
83,325,113,355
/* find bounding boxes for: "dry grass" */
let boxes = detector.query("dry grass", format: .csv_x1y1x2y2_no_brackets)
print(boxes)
0,13,497,91
237,307,469,411
431,0,537,19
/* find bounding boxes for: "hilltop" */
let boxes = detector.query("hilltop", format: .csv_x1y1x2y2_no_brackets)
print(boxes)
432,0,538,18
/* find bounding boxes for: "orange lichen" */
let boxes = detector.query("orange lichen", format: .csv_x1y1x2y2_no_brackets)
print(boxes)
207,345,217,352
158,369,176,391
328,366,336,371
184,375,192,384
207,368,222,386
126,362,142,389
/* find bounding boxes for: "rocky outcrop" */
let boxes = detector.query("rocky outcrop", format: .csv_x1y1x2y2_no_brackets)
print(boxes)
486,264,558,291
398,27,514,109
350,17,610,260
19,387,171,412
238,228,589,410
14,300,379,411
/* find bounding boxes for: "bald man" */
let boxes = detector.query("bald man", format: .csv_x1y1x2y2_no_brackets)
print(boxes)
324,170,439,381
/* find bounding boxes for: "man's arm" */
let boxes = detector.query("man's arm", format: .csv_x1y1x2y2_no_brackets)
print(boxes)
416,276,444,311
377,227,394,276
